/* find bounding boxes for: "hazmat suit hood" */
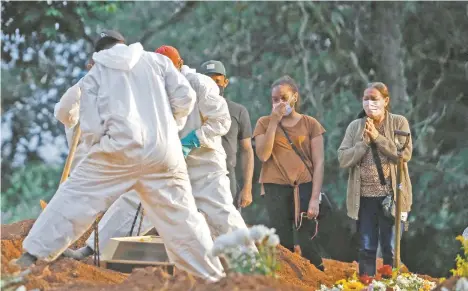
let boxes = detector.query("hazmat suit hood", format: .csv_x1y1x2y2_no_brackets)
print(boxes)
181,65,197,76
92,43,144,71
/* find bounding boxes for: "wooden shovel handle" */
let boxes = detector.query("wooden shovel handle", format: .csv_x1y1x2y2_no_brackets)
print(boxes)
60,124,82,184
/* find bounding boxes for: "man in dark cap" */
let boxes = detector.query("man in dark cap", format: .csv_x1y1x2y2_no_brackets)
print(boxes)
201,60,254,210
94,29,126,52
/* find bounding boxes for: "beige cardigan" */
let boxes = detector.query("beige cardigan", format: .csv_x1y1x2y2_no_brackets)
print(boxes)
338,112,413,220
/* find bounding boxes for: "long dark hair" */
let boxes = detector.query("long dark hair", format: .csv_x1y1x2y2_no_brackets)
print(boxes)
271,75,301,112
357,82,390,119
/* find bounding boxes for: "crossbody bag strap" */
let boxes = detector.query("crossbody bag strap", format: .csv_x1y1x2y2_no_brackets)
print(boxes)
278,123,314,177
370,142,387,186
278,123,315,230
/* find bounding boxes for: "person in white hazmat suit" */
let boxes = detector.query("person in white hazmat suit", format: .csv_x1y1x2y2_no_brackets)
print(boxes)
52,59,153,260
55,57,191,261
62,45,250,261
13,31,224,282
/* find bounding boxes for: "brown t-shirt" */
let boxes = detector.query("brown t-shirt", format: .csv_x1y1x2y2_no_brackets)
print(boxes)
253,115,326,185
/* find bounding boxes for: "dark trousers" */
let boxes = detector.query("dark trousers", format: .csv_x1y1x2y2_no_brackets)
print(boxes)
227,166,241,209
263,183,323,269
358,196,402,276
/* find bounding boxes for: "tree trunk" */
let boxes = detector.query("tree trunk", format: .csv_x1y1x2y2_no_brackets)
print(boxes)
371,2,409,112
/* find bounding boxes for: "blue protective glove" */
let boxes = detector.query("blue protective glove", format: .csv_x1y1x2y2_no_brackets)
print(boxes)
180,130,201,158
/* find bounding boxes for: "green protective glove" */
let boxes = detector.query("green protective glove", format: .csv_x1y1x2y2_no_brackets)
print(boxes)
180,130,201,158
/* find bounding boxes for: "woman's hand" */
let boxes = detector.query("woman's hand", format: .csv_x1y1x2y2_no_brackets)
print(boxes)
307,196,320,219
364,118,379,141
271,103,286,123
362,129,371,145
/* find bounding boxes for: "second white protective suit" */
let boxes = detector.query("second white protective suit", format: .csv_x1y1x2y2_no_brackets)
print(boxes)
83,64,249,254
21,43,224,281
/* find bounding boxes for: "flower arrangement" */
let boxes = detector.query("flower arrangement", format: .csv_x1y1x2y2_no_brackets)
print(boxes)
433,235,468,290
317,266,436,291
211,225,280,276
450,235,468,278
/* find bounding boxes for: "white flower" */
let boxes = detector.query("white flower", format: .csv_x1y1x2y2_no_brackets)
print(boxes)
249,225,270,242
316,286,341,291
213,236,255,257
396,275,411,287
235,228,252,246
211,243,224,256
371,280,386,291
462,226,468,239
456,277,468,291
249,225,276,242
213,232,237,251
266,234,280,247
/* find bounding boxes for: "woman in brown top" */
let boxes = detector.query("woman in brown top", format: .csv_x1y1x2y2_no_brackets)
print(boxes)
338,82,413,277
253,76,326,269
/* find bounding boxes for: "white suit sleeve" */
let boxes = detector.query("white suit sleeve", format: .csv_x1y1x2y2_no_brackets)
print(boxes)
175,116,188,132
78,68,102,137
54,82,82,129
159,56,196,121
193,76,231,148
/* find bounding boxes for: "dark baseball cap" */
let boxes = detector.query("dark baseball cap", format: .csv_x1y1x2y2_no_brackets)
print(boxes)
94,30,125,52
200,60,226,76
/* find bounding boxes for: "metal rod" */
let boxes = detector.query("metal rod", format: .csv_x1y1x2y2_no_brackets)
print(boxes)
393,130,410,271
128,203,142,237
394,153,403,270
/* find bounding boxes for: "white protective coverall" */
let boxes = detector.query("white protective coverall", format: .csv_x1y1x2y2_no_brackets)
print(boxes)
22,43,224,281
54,81,147,248
54,83,87,171
84,64,248,253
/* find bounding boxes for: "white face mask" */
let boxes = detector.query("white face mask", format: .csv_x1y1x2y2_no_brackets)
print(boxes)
273,95,295,116
363,99,385,116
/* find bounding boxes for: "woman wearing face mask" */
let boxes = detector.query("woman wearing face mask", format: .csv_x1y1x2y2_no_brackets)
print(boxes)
338,82,413,278
253,75,326,269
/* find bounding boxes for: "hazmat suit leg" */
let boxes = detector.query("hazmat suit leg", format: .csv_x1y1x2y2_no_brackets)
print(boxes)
133,157,224,281
22,149,223,281
22,150,139,261
85,190,153,252
187,148,248,238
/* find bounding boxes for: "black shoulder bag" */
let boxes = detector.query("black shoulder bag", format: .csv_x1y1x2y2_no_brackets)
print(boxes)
369,142,395,219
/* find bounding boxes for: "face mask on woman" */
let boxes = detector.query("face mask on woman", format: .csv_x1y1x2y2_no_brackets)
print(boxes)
363,99,385,117
273,95,295,116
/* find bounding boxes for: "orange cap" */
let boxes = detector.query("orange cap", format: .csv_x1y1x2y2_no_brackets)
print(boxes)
155,45,182,67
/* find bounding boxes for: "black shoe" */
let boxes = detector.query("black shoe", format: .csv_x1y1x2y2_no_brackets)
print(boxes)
62,246,94,260
10,252,37,268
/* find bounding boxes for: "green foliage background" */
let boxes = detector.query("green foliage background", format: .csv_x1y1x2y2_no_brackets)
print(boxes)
1,1,467,277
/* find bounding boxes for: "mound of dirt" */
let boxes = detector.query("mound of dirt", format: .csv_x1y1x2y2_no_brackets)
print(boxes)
26,258,127,290
52,267,309,291
1,214,103,250
1,219,35,241
276,246,333,290
1,219,438,291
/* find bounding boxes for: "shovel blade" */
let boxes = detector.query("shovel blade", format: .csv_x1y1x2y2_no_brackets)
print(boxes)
40,200,48,210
